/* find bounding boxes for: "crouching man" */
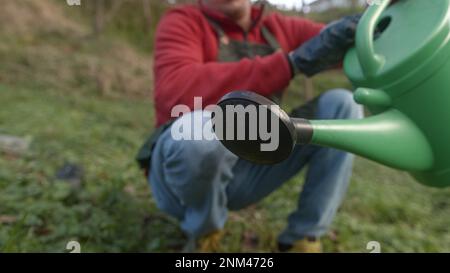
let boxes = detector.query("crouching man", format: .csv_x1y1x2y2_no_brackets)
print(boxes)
137,0,364,252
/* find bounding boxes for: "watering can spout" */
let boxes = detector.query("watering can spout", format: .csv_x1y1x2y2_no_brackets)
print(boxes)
215,91,434,172
296,109,434,171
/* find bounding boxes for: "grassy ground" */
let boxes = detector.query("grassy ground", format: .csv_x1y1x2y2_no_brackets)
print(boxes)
1,0,450,253
1,78,450,253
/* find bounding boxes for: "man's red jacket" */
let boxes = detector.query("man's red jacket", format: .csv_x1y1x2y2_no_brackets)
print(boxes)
153,2,324,127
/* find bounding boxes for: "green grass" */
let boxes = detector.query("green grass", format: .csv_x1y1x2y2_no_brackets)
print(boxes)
2,0,448,254
1,82,450,253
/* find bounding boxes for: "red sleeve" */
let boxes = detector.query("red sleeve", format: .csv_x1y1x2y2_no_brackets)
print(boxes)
153,10,292,126
268,13,325,52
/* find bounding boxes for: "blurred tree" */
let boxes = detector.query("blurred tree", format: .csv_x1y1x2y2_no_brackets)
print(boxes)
88,0,165,37
83,0,125,37
350,0,360,12
143,0,152,32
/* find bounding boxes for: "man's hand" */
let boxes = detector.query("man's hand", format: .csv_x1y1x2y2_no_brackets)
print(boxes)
288,14,361,77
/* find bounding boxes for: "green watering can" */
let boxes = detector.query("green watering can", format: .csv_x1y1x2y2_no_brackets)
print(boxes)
215,0,450,187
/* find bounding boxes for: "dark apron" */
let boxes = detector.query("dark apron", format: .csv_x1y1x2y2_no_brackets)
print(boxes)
136,16,318,173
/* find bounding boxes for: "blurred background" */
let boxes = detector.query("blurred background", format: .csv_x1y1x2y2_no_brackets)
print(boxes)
0,0,449,252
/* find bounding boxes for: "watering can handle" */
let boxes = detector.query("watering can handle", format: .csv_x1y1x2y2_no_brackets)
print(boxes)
356,0,391,78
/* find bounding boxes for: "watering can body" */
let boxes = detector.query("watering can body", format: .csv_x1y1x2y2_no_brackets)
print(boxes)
341,0,450,187
214,0,450,188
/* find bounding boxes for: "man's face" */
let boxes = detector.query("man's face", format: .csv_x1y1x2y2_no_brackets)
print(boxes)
203,0,250,19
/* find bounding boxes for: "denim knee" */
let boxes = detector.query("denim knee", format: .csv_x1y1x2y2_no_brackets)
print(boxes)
164,134,233,178
162,110,238,200
318,89,363,120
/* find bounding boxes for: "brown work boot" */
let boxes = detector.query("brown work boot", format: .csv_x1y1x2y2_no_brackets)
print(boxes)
197,230,225,253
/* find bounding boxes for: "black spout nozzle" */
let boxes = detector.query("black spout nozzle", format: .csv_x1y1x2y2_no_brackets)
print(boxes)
213,91,313,165
292,118,313,144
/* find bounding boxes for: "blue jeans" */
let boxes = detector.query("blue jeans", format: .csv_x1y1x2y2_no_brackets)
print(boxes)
149,89,363,244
